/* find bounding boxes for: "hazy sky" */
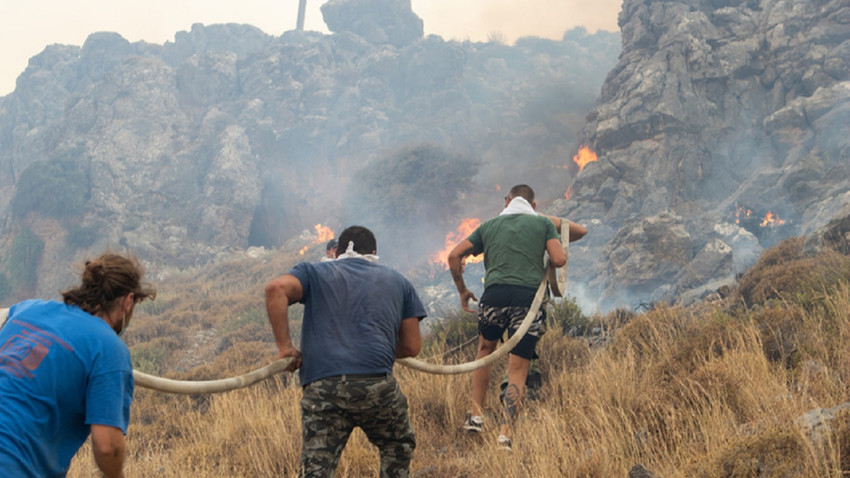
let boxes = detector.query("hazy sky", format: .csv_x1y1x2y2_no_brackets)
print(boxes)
0,0,621,96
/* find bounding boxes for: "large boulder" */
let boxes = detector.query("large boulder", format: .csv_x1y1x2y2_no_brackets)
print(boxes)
321,0,423,47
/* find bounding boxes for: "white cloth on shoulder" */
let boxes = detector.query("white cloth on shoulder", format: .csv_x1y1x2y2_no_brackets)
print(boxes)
499,197,538,216
335,241,380,262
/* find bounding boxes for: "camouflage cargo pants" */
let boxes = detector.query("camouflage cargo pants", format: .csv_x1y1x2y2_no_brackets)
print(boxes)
300,374,416,478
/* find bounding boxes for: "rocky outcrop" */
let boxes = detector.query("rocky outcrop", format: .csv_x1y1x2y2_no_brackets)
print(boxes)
4,0,844,313
803,201,850,256
0,17,619,298
321,0,423,47
555,0,849,311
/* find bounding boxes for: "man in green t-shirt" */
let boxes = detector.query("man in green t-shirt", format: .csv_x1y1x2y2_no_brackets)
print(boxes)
447,184,587,450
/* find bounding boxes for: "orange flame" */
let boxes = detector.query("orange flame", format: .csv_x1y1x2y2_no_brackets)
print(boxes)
760,212,785,227
431,218,483,269
734,206,753,224
314,223,334,242
564,185,573,200
299,223,336,255
573,145,598,172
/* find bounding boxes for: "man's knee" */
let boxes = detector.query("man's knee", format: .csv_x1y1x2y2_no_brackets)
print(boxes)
478,337,498,354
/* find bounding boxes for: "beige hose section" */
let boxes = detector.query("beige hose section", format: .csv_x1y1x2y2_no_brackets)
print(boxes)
0,305,294,394
135,263,554,390
136,270,549,391
397,264,551,375
2,219,568,392
133,359,294,394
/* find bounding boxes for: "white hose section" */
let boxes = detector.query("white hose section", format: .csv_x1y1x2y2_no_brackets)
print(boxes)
397,265,551,375
3,220,569,392
134,359,294,394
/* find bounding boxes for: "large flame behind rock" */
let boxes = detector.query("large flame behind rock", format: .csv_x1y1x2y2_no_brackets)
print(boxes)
573,145,598,172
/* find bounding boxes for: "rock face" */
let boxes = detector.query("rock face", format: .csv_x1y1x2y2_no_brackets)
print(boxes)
555,0,850,311
0,0,846,313
0,16,619,298
321,0,423,47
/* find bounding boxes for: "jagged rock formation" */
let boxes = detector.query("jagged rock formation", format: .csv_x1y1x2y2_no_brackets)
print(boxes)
2,0,845,313
321,0,423,47
556,0,849,311
0,2,619,299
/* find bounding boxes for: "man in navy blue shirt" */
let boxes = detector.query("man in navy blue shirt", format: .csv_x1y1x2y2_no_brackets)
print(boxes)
265,225,427,477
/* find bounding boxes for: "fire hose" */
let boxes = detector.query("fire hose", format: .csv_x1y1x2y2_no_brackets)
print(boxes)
133,265,551,393
0,221,570,394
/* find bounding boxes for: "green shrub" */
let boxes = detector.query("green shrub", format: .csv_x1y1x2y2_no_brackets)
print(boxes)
11,154,91,219
423,309,479,357
547,295,590,336
0,272,11,302
736,238,850,310
6,229,44,292
65,223,100,250
131,337,183,375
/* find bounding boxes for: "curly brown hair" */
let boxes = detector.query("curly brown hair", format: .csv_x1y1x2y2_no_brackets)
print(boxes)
61,252,156,316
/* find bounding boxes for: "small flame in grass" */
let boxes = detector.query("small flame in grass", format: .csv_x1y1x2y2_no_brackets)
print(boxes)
760,212,786,227
734,206,753,224
299,223,335,255
431,218,483,269
573,145,598,173
564,185,573,200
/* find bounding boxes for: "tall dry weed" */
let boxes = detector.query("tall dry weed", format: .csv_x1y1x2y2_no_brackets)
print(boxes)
65,245,850,477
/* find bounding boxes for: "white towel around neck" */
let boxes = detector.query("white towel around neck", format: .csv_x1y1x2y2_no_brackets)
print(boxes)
335,241,380,262
500,197,538,216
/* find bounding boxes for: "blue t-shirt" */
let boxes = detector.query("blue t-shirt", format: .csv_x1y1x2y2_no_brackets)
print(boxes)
289,258,427,386
0,300,133,477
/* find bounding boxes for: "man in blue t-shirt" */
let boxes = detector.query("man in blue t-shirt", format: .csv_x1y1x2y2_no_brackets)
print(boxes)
265,225,427,477
0,252,156,478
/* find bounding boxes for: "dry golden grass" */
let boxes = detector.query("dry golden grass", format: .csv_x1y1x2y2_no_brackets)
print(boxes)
67,241,850,477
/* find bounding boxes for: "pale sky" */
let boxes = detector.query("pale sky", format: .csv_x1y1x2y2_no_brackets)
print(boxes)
0,0,621,96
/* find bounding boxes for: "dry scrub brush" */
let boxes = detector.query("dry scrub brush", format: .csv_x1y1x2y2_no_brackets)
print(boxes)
68,240,850,477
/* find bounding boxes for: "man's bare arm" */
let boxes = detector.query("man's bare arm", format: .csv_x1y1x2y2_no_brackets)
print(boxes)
447,239,479,313
264,274,304,371
90,425,125,478
396,317,421,358
567,221,587,241
546,238,567,267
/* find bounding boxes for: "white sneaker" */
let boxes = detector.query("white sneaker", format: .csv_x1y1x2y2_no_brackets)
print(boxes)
462,413,484,433
497,434,512,451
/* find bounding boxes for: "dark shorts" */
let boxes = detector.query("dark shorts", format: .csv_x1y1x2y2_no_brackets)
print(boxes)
478,303,545,360
300,374,415,478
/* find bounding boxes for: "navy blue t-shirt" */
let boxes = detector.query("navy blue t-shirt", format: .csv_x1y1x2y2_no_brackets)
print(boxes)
0,300,133,477
289,258,427,386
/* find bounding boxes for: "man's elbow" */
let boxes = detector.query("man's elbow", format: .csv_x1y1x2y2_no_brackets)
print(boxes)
396,341,421,358
93,442,125,462
551,256,567,268
447,252,462,269
264,279,281,298
569,224,588,241
92,439,125,474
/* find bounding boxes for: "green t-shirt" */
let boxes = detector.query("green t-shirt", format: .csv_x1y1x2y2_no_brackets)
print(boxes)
467,214,559,289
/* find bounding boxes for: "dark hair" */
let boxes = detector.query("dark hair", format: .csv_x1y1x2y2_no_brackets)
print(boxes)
61,252,156,316
509,184,535,203
336,226,377,255
326,239,338,251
